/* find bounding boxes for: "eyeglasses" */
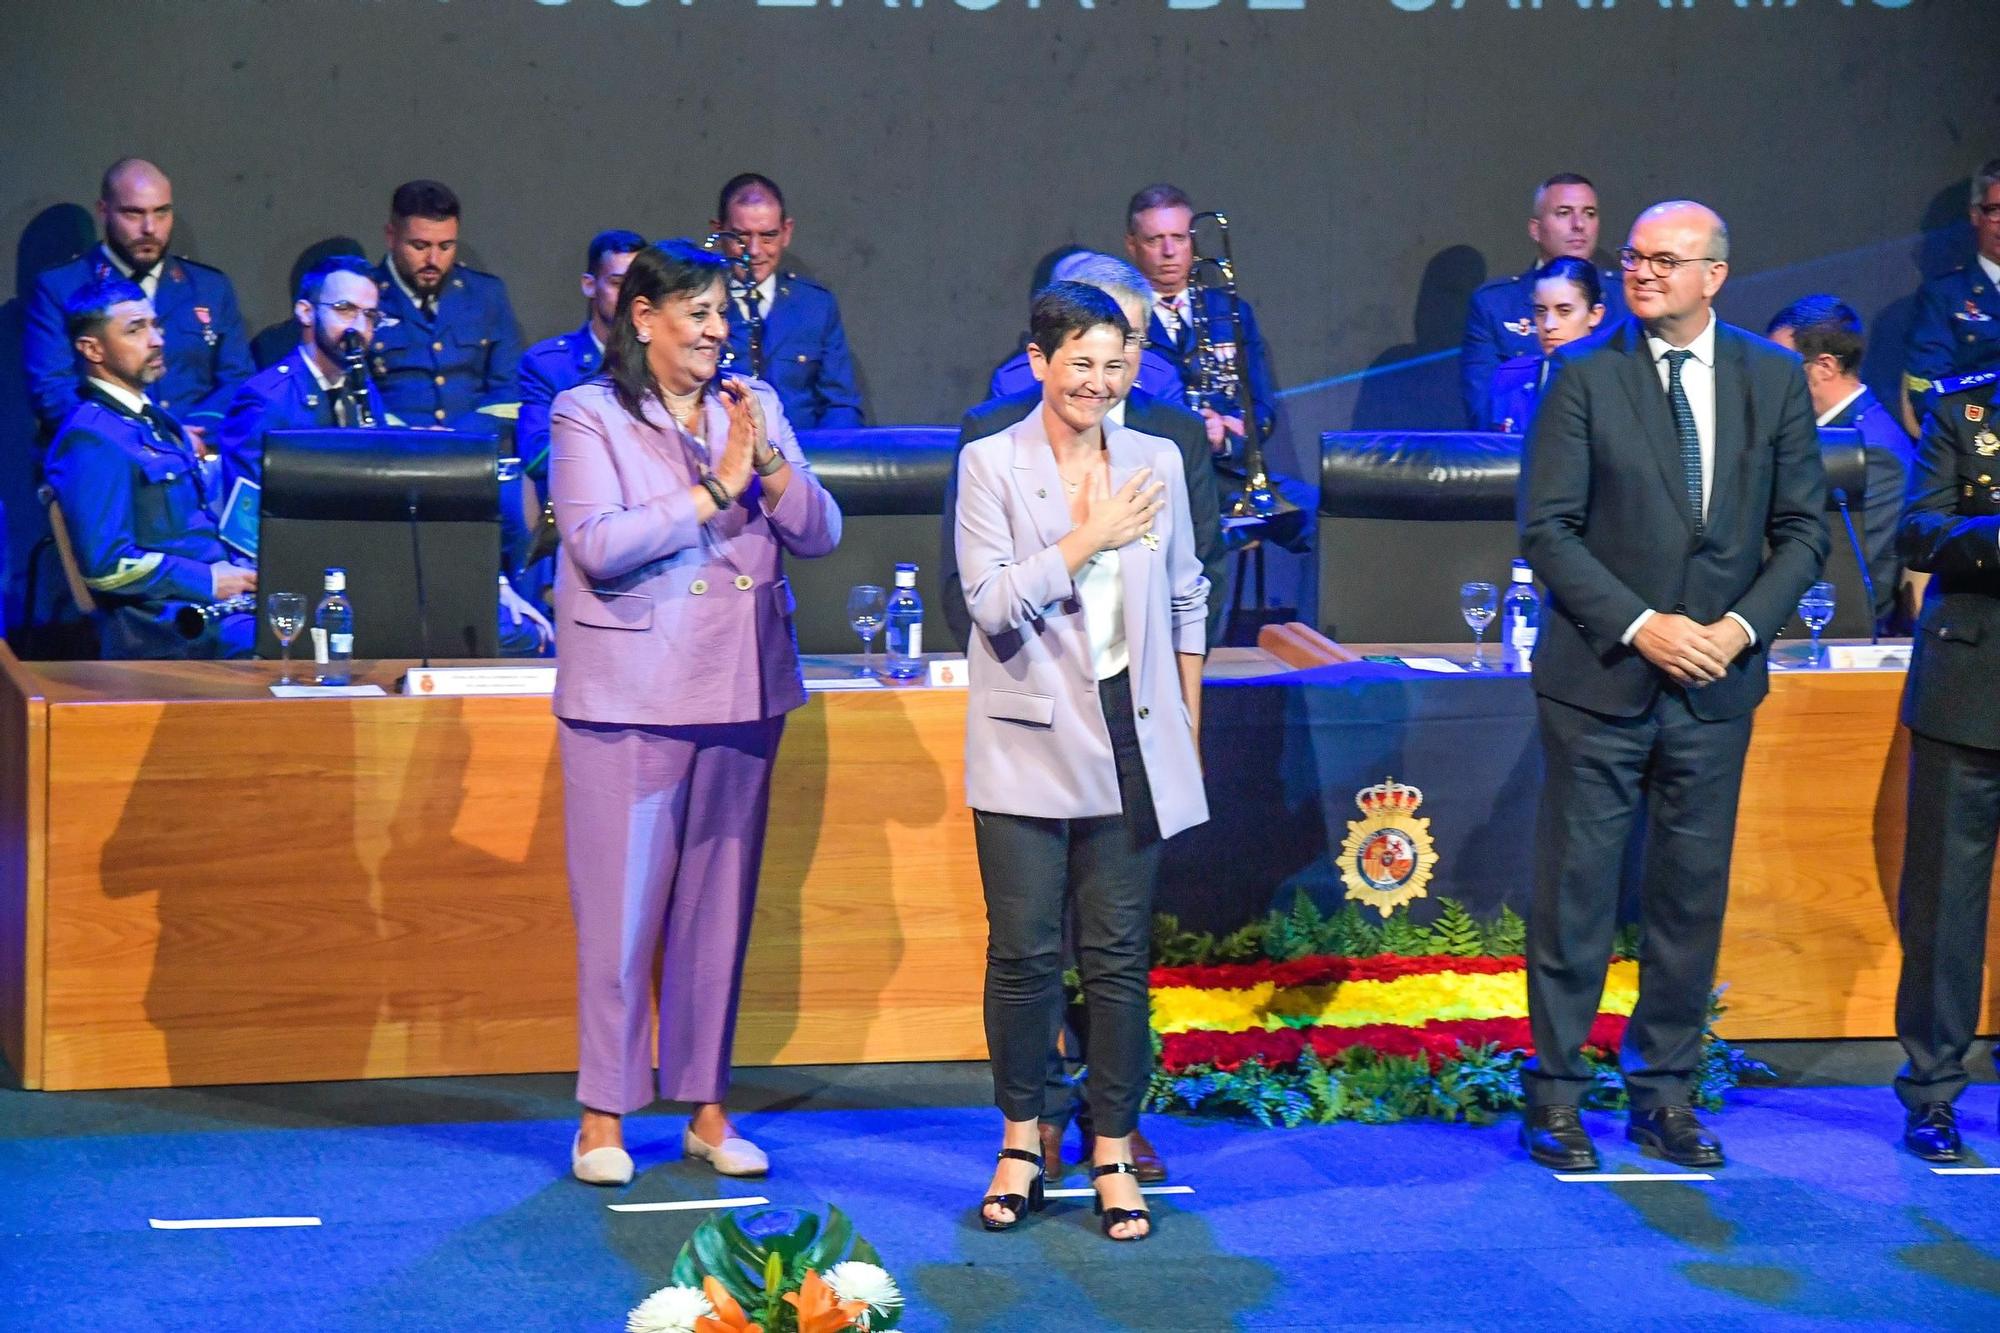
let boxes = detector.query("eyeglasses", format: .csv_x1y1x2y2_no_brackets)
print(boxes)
317,301,383,327
1618,247,1722,278
1977,203,2000,221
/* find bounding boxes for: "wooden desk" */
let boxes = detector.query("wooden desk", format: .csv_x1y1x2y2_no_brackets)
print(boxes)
0,643,1979,1091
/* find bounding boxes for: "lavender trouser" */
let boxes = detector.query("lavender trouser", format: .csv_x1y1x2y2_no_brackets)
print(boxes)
558,715,784,1113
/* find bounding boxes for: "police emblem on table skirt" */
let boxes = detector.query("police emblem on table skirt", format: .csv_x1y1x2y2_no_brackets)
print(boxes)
1340,777,1440,917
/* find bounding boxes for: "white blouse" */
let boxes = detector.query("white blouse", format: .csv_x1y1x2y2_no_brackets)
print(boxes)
1076,548,1129,680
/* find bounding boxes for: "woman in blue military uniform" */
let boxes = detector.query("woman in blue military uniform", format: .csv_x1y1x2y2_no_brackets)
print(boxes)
1483,257,1607,435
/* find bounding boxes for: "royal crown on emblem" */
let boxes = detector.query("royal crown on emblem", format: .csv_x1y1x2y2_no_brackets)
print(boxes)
1356,777,1424,817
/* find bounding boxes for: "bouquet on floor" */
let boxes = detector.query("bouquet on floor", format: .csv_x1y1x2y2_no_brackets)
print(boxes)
627,1204,904,1333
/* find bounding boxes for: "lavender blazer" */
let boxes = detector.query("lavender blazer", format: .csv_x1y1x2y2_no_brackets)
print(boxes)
955,411,1210,839
548,378,841,726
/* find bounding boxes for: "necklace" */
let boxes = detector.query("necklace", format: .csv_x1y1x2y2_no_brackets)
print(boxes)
1055,448,1102,497
659,383,703,429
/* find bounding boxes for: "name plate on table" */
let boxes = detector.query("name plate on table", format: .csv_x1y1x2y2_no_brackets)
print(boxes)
1823,644,1912,671
926,657,968,689
401,666,558,696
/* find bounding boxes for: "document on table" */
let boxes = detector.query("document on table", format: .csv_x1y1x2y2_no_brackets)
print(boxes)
270,684,388,698
803,676,885,691
1399,658,1467,674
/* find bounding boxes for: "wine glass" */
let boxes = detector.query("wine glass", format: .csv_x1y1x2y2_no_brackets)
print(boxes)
847,584,887,676
1460,582,1499,671
1799,581,1836,667
267,593,307,686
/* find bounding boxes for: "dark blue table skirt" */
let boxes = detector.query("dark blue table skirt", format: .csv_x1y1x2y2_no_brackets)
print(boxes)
1163,660,1552,933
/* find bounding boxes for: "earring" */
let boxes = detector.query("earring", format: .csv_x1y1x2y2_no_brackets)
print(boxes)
636,332,651,344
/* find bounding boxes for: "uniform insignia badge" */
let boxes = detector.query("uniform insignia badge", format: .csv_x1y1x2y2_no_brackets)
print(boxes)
1969,404,1988,423
1339,777,1440,917
1140,532,1161,551
1502,317,1534,337
194,305,217,347
1976,430,2000,456
1956,301,1994,324
305,393,319,407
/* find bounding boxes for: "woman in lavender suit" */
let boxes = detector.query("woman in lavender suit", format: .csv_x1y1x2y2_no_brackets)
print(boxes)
956,283,1209,1241
548,241,841,1186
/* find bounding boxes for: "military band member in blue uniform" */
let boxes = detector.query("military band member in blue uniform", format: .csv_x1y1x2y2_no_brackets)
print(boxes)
1887,364,2000,1163
1483,258,1608,434
1768,295,1916,631
710,174,864,428
1124,183,1277,460
24,158,252,442
517,229,647,482
987,254,1185,404
1903,158,2000,429
1461,173,1626,428
45,278,255,659
369,180,524,434
219,257,550,655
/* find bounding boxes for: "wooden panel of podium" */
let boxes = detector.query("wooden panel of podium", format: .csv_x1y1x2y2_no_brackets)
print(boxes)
0,643,1984,1091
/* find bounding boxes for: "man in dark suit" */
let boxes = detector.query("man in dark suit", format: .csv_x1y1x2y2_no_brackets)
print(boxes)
1888,365,2000,1162
1519,201,1829,1171
1767,295,1916,631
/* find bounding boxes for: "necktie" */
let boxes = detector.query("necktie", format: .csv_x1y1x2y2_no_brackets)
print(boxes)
740,284,765,376
1664,349,1704,532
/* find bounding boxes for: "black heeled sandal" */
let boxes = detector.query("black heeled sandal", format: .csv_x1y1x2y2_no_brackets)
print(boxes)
979,1147,1047,1232
1090,1161,1153,1242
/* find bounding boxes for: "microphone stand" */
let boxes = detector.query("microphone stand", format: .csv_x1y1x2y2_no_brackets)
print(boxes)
1830,488,1879,645
408,492,434,671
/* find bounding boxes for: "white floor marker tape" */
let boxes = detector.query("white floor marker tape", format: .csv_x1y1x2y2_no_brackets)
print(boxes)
1930,1167,2000,1176
608,1196,771,1213
1556,1173,1715,1183
1042,1185,1196,1199
149,1216,322,1230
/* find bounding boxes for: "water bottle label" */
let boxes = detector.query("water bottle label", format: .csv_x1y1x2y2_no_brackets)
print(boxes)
330,633,354,655
1508,621,1537,652
905,623,922,658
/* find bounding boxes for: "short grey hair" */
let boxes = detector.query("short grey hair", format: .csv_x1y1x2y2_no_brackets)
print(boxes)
1050,250,1152,316
1973,158,2000,208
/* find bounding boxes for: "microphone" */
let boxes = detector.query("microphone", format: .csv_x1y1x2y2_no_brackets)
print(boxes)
1830,488,1879,645
339,329,377,427
408,491,434,671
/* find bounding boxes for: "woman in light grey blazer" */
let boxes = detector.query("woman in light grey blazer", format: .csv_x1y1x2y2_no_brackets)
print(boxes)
551,240,841,1187
955,283,1209,1241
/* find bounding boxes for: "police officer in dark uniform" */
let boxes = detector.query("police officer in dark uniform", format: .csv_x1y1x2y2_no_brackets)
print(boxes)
45,277,255,659
24,158,253,440
1768,295,1916,631
517,229,647,483
1461,172,1627,429
710,174,864,428
1903,158,2000,426
368,180,525,435
219,256,550,656
1123,183,1277,461
1890,365,2000,1162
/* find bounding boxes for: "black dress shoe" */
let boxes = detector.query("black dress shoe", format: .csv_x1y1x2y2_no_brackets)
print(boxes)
1129,1128,1168,1184
1627,1105,1724,1168
1036,1121,1067,1185
1521,1105,1598,1171
1904,1101,1964,1162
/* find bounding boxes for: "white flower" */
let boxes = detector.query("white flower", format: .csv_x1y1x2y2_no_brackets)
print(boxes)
625,1283,715,1333
823,1261,903,1325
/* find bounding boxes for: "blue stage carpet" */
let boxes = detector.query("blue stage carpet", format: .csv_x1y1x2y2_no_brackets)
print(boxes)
2,1053,1998,1331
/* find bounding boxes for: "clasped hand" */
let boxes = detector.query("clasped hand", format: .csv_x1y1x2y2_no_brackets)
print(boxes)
711,378,772,498
1632,613,1749,688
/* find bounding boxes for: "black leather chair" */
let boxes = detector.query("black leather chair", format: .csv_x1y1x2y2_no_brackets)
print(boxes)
1316,427,1885,646
262,428,501,659
791,427,962,655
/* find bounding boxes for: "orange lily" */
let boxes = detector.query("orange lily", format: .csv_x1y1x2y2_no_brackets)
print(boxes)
783,1269,867,1333
693,1276,762,1333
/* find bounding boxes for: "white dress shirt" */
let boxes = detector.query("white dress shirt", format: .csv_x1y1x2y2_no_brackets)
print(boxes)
103,247,160,300
1815,384,1866,429
733,274,777,320
1152,288,1192,337
1622,312,1758,649
87,374,152,416
1980,254,2000,289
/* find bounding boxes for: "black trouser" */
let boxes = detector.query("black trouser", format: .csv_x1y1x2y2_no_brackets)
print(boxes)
1895,732,2000,1109
1040,912,1089,1130
1525,690,1753,1111
977,670,1162,1140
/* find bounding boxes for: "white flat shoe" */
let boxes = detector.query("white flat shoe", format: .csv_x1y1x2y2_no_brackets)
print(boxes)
571,1132,634,1187
683,1126,769,1177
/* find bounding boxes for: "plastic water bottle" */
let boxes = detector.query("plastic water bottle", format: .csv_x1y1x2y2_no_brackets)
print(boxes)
884,562,924,680
314,566,354,685
1503,558,1539,671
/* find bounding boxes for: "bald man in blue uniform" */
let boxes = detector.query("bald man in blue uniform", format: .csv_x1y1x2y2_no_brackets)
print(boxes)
24,158,251,439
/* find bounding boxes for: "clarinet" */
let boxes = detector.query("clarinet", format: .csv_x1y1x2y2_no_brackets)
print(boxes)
340,329,377,428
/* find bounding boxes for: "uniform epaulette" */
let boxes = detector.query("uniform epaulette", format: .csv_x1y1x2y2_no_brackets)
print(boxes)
1936,369,2000,396
779,270,823,291
170,253,229,278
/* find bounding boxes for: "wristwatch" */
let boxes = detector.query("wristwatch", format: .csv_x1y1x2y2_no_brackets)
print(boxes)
753,450,786,476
